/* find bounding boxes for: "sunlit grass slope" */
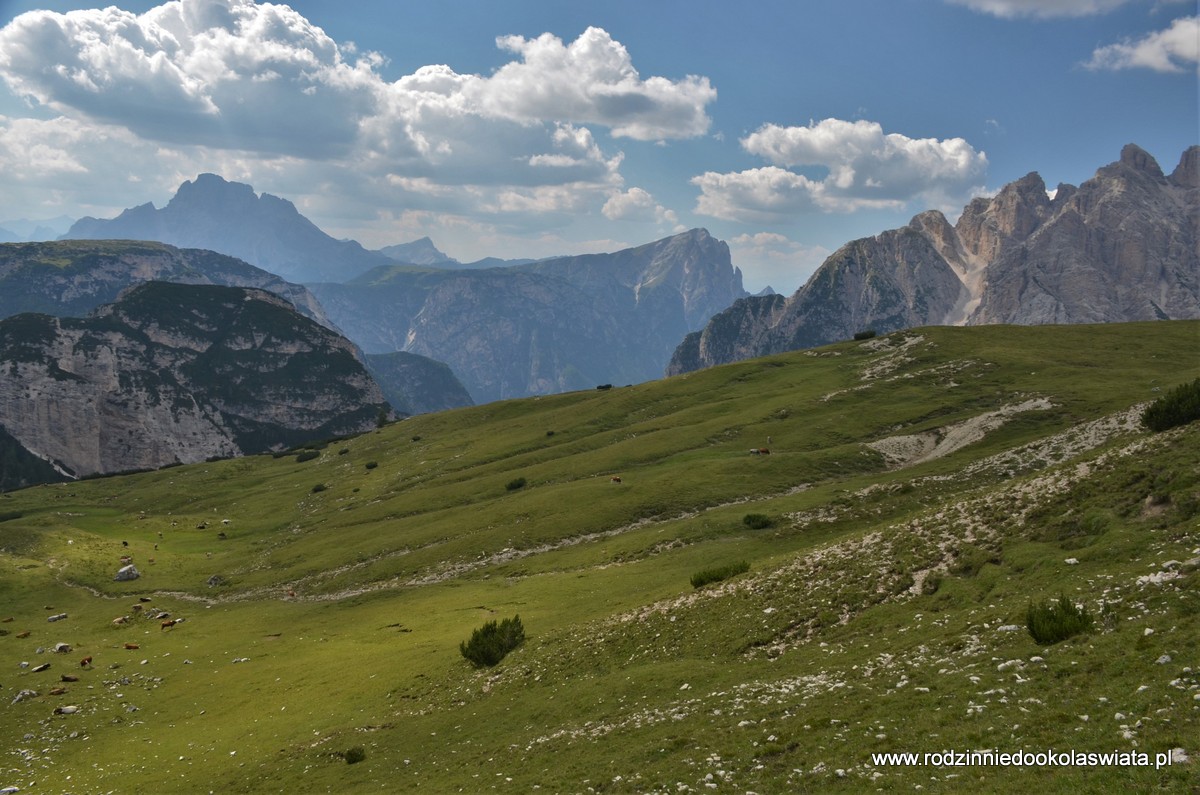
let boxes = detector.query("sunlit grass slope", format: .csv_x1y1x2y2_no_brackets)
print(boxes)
1,321,1197,793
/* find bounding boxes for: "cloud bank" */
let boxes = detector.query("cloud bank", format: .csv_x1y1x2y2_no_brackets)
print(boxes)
693,119,988,223
1084,16,1200,73
0,0,715,230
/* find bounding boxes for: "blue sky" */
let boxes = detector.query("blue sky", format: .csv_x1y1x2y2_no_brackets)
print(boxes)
0,0,1195,291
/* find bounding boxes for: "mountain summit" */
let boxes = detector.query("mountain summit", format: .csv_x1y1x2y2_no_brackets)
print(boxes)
64,174,393,283
669,145,1200,374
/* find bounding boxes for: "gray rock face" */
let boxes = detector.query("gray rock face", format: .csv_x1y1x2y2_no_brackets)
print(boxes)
0,282,389,480
114,565,140,582
669,144,1200,374
314,229,747,403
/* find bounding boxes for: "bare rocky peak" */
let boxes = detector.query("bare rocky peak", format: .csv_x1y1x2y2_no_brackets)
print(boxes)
1169,146,1200,190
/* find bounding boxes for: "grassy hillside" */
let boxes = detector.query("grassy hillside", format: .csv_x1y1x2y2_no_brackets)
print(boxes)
1,321,1197,793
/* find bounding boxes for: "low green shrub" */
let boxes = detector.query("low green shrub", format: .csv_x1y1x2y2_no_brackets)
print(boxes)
342,746,366,765
742,513,772,529
311,483,327,493
691,561,750,588
365,461,378,470
460,615,525,667
853,329,878,341
295,450,320,463
1142,378,1200,432
1026,595,1095,644
506,477,527,491
338,448,349,456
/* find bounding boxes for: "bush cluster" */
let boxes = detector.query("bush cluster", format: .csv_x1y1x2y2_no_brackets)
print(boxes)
742,513,773,529
365,461,378,470
311,483,327,493
1142,377,1200,432
690,561,750,589
460,615,525,667
1026,595,1095,644
853,329,878,341
505,476,527,491
342,746,366,765
295,450,320,463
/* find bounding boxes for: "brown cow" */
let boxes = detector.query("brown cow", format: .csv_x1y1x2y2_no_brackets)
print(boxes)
80,656,93,668
49,686,67,696
112,616,129,626
161,619,177,630
610,476,622,483
16,630,30,638
123,642,140,650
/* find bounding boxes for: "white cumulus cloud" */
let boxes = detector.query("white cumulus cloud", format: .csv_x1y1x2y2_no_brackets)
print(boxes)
693,119,988,222
0,0,716,227
944,0,1134,18
601,187,681,228
1083,16,1200,73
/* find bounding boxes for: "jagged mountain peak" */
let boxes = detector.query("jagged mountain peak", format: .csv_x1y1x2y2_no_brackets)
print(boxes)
669,143,1199,375
1118,143,1165,179
1169,146,1199,189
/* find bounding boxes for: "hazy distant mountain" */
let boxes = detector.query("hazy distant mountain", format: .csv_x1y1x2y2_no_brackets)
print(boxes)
378,238,537,270
0,239,333,329
364,351,474,416
0,283,389,482
669,144,1199,375
0,215,74,242
378,237,458,266
310,229,747,403
63,174,393,283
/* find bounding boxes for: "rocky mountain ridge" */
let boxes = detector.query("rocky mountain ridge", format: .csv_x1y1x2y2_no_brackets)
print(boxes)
311,228,748,403
669,144,1199,374
63,174,393,283
0,282,389,481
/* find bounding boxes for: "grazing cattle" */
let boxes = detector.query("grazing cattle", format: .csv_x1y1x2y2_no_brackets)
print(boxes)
196,522,207,529
54,705,79,715
138,596,151,603
112,616,129,626
123,642,139,650
60,674,78,682
31,663,50,673
222,519,231,525
53,642,72,654
79,656,92,668
130,604,142,612
49,686,67,696
16,630,30,638
121,541,128,547
610,476,622,484
287,589,296,598
161,619,177,630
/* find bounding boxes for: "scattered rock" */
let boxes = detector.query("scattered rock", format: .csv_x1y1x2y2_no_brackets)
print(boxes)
1171,748,1189,764
46,613,67,622
31,663,49,673
1156,655,1172,665
114,565,140,582
53,705,79,715
52,642,71,654
11,689,38,704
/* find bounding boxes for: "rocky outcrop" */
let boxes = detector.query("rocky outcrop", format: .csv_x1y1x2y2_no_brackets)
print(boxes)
313,229,747,403
0,282,389,481
669,144,1200,374
0,239,332,329
63,174,393,283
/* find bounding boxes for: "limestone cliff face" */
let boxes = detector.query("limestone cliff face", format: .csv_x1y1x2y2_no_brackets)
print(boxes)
312,229,747,403
0,240,333,329
969,144,1200,325
669,144,1199,374
0,283,388,479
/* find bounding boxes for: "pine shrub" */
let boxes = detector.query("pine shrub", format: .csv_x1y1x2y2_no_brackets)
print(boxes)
1142,378,1200,432
690,561,750,588
460,615,526,667
295,450,320,463
1026,595,1095,644
505,476,527,491
311,483,327,493
742,513,772,529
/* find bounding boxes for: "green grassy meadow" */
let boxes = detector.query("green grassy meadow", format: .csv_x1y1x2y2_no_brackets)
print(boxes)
1,321,1198,793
